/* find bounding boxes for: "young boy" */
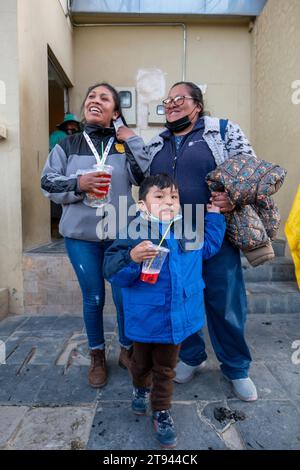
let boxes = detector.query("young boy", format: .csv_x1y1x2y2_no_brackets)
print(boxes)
103,174,226,449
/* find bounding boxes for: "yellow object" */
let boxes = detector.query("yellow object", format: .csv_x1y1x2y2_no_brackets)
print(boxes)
285,185,300,289
115,143,125,153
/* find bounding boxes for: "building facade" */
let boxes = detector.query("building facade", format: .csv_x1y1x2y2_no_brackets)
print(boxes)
0,0,299,314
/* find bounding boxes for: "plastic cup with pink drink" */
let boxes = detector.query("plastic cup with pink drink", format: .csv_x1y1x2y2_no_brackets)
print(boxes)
140,245,170,284
81,163,113,208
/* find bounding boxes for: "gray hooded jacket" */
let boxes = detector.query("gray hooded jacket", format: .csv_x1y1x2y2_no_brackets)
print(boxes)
41,125,148,241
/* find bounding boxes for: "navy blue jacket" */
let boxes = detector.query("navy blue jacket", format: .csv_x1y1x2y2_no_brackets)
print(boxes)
150,118,217,209
103,213,226,344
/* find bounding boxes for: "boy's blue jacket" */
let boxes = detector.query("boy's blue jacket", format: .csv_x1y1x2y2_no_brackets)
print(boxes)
103,213,226,344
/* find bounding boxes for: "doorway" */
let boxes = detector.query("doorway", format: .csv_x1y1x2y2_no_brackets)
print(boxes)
48,48,71,239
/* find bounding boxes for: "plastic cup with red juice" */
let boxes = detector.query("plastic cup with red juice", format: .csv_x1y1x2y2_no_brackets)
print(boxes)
140,245,170,284
83,163,113,208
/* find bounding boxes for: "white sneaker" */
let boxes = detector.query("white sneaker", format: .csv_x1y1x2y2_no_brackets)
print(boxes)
174,360,207,384
224,375,258,402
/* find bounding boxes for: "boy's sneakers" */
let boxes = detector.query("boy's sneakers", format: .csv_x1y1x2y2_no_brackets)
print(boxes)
131,387,150,415
173,360,207,383
153,410,177,448
223,375,258,402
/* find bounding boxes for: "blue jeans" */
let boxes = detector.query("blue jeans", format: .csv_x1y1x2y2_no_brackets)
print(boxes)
65,237,132,349
179,238,252,380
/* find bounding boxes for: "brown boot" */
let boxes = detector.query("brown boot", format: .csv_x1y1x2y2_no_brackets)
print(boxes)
88,349,107,388
118,346,133,370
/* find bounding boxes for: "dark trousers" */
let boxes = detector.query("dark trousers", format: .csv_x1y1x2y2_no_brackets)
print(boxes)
131,342,180,412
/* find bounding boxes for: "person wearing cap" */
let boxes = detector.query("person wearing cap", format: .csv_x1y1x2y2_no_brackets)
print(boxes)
49,113,81,150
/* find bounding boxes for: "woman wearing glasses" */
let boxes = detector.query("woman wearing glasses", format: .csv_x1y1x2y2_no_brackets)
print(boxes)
147,81,258,402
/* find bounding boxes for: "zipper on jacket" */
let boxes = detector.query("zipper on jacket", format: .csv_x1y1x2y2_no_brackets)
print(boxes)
172,133,190,176
172,138,178,177
172,154,178,175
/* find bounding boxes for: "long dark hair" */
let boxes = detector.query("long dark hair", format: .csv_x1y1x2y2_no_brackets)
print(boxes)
80,82,127,125
171,81,205,117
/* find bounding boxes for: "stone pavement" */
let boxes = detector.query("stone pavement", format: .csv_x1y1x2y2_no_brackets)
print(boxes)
0,313,300,450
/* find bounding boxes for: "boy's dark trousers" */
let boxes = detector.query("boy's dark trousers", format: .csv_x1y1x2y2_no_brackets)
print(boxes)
131,342,180,411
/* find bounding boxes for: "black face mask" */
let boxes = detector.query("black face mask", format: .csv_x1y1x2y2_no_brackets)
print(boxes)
66,128,78,135
165,115,192,133
165,105,200,133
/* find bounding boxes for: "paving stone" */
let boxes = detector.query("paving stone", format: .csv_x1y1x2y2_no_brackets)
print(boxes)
1,313,299,450
16,316,59,333
234,400,300,450
173,370,229,402
0,406,28,449
201,400,247,433
0,366,25,404
0,365,50,405
270,317,300,339
87,402,227,450
0,316,29,340
245,320,293,362
247,314,300,338
97,362,132,401
34,365,98,406
5,406,95,450
13,315,84,337
264,361,300,400
229,362,288,401
5,336,67,366
4,335,35,364
50,315,84,333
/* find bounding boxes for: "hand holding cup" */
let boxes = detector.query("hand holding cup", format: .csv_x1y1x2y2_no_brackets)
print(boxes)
130,241,159,264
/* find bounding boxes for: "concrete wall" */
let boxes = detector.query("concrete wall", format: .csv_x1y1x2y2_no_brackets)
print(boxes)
18,0,74,250
186,24,251,136
0,0,74,313
72,23,252,142
0,0,23,313
252,0,300,239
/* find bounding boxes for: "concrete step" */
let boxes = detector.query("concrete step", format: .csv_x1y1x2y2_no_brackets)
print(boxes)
272,239,286,257
243,256,295,282
22,239,298,316
0,288,9,320
246,281,300,314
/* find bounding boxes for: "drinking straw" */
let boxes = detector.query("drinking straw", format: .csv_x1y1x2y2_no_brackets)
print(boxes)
145,220,173,272
101,141,104,164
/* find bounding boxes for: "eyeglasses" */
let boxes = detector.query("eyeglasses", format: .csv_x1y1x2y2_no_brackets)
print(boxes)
162,95,194,107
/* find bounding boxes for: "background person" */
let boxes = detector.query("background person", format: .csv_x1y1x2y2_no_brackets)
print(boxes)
49,113,81,150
